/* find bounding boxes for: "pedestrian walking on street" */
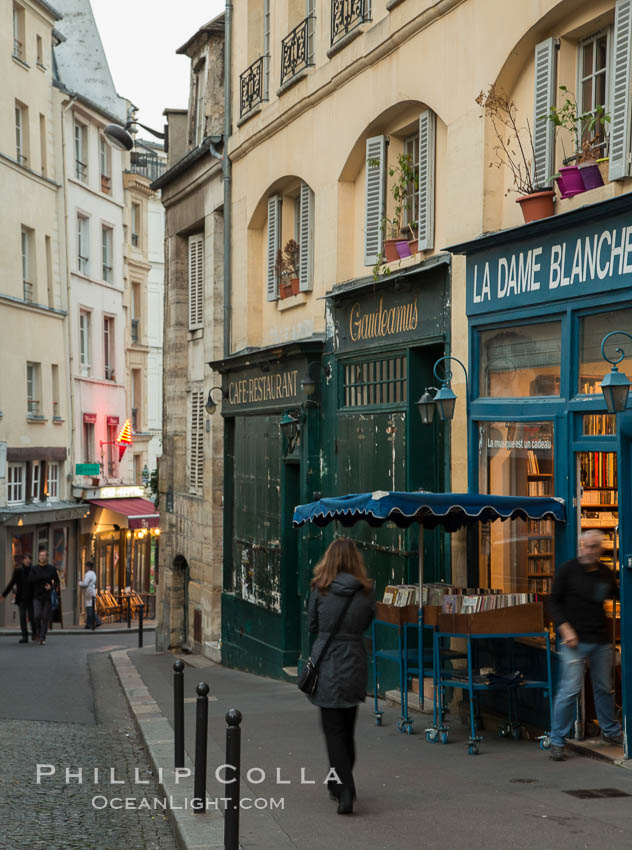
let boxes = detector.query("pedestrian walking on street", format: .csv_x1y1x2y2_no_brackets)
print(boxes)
79,561,102,630
28,548,60,645
307,538,375,815
1,553,36,642
548,529,622,761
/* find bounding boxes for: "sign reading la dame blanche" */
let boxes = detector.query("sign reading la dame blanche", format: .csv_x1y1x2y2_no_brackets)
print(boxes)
466,208,632,316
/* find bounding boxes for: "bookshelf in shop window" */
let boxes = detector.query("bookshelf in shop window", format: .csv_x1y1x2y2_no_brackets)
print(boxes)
526,449,554,594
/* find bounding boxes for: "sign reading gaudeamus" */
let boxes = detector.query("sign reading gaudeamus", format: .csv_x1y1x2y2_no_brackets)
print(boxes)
75,463,100,476
466,209,632,316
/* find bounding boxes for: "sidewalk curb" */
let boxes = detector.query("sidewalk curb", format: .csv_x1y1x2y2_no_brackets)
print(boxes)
110,649,228,849
0,627,156,636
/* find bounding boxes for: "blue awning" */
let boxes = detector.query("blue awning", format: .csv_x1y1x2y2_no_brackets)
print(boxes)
293,491,566,532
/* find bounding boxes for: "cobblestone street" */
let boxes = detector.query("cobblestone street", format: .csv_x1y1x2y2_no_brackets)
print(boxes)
0,635,177,850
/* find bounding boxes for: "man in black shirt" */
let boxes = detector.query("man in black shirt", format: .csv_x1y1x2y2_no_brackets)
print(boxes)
28,548,60,646
548,530,622,760
1,553,35,642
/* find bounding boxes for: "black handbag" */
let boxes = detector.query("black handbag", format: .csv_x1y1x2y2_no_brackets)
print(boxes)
298,590,357,695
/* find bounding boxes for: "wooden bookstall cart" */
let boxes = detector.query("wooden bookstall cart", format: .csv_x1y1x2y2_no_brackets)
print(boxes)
292,490,566,738
427,602,554,754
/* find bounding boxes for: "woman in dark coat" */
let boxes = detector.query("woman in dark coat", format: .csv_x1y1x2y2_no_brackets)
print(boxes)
307,537,375,815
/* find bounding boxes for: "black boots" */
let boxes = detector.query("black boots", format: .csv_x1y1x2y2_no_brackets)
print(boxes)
337,787,354,815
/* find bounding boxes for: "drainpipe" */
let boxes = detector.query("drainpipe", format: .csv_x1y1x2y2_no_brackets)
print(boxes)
223,0,233,357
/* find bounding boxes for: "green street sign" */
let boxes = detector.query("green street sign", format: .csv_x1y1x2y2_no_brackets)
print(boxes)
76,463,100,476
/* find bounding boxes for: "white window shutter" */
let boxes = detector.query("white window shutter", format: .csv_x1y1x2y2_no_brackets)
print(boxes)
610,0,632,180
364,135,386,266
188,234,204,330
533,38,557,189
266,195,282,301
299,181,314,291
188,390,204,496
417,110,436,251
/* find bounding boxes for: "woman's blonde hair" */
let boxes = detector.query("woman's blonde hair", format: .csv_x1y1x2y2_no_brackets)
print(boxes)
311,537,372,593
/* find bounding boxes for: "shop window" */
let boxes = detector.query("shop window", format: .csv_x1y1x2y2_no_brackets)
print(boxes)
582,413,616,436
342,356,407,407
478,321,561,397
8,463,25,504
47,462,59,499
478,421,555,594
578,307,632,393
52,527,67,588
578,449,618,572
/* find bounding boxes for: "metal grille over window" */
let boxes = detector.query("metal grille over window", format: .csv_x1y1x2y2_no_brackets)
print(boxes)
240,56,264,117
188,390,205,496
331,0,371,47
343,356,407,407
281,16,314,87
188,233,204,330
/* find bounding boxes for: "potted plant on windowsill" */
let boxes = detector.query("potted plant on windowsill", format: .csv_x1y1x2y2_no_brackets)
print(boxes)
275,239,300,299
476,85,554,223
577,104,610,190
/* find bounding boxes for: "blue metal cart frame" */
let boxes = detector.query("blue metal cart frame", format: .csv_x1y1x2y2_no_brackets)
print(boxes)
428,630,554,754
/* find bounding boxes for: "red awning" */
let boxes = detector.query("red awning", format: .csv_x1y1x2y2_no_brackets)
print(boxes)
88,497,160,529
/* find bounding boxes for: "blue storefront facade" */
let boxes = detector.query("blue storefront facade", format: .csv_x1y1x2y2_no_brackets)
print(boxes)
451,193,632,757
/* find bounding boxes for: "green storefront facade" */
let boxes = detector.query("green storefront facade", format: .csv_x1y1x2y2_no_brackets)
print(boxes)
213,256,452,680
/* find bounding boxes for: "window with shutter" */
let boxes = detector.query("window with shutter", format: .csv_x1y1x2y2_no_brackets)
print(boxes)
266,195,282,301
188,234,204,330
609,0,632,180
533,38,557,189
188,390,205,496
299,181,314,291
364,135,387,266
417,110,436,251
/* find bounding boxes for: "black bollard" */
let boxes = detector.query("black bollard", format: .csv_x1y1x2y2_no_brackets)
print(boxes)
193,682,209,814
224,709,242,850
138,603,144,647
126,595,131,629
173,661,185,769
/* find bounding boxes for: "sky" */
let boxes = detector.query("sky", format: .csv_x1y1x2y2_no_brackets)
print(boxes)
90,0,225,140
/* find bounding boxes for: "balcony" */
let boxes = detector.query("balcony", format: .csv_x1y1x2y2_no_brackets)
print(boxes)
131,318,139,344
330,0,371,48
240,55,265,118
129,151,166,181
281,16,314,88
23,281,33,302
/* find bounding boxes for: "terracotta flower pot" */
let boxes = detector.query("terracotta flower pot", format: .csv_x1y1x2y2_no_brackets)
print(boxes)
289,277,300,296
384,239,399,262
515,189,555,223
396,240,412,259
279,281,293,299
408,239,418,255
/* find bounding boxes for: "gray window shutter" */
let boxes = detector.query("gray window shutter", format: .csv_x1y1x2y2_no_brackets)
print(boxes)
299,181,314,291
417,109,436,251
188,233,204,330
533,38,557,189
266,195,282,301
610,0,632,180
364,135,386,266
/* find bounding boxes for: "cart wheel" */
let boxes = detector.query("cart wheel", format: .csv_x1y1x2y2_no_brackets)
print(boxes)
538,735,552,751
425,728,438,743
511,725,522,741
440,730,449,745
375,713,383,727
468,741,480,755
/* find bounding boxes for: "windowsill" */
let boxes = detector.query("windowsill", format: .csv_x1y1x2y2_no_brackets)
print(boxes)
72,270,123,291
374,248,426,278
27,415,48,424
36,62,46,71
12,55,30,70
237,104,263,128
276,291,309,311
327,26,363,59
386,0,406,8
52,416,65,425
555,178,621,214
277,68,310,97
188,328,204,340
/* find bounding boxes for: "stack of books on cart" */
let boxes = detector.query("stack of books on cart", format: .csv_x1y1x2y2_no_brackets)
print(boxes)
437,590,543,634
376,583,460,625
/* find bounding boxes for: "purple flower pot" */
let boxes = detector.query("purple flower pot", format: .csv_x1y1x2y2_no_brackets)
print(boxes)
395,240,412,259
579,163,604,191
556,165,585,199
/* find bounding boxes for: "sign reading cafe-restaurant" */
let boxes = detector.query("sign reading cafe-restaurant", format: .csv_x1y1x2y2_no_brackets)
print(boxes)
466,208,632,315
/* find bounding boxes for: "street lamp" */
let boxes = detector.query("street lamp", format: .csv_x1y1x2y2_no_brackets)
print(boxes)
280,410,302,452
103,120,166,152
416,356,469,423
205,386,227,416
300,362,332,397
600,330,632,413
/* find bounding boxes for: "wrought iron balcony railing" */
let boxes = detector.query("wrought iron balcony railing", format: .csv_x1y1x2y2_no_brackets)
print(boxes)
129,150,166,182
240,55,266,117
281,15,314,87
331,0,371,47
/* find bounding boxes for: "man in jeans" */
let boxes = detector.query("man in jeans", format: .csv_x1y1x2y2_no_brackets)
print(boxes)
1,553,36,642
548,530,622,760
28,548,60,645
